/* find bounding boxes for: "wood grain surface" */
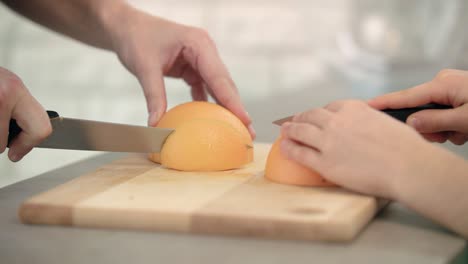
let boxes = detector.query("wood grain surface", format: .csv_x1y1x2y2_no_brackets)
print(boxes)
19,143,385,241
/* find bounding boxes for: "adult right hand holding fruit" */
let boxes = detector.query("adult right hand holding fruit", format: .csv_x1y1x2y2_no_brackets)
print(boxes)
1,0,255,163
2,0,254,137
280,69,468,238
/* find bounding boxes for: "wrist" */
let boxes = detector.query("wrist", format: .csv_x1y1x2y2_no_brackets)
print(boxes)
90,0,133,50
391,142,467,203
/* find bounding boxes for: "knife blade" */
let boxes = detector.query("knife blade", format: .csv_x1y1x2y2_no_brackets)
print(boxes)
8,111,174,153
273,103,452,125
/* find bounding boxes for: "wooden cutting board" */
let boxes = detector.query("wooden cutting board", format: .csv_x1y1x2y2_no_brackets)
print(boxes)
19,143,385,241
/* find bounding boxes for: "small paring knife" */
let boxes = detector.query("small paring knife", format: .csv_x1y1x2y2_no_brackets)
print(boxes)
273,103,452,125
8,111,174,153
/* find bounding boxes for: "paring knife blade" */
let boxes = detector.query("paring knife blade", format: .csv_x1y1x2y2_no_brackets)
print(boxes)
8,111,174,153
273,103,452,125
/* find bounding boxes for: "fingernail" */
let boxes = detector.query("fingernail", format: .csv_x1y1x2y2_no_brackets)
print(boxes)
280,122,290,136
246,111,252,122
407,117,420,130
148,112,159,127
9,153,20,162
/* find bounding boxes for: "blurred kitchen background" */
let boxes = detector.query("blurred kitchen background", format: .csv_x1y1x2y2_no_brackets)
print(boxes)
2,0,468,187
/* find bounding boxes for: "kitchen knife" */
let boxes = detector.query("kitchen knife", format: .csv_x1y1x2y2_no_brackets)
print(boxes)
273,103,452,125
8,111,174,153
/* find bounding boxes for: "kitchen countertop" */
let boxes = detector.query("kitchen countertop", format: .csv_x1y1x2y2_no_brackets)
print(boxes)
0,152,466,264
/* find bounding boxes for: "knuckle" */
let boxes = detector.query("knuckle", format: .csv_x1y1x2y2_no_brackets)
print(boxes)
344,100,366,110
340,102,350,110
295,111,307,121
195,28,212,42
7,74,24,89
0,73,25,104
185,27,214,46
324,101,343,111
434,69,463,85
296,111,309,121
299,108,319,121
435,69,455,81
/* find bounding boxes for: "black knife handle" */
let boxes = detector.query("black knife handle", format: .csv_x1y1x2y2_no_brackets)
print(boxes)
382,103,451,122
7,110,59,147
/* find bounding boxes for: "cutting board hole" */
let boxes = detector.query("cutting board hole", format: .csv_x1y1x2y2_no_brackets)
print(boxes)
289,207,325,216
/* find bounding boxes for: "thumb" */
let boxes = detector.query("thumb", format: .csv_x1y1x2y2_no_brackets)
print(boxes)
407,104,468,133
136,65,167,127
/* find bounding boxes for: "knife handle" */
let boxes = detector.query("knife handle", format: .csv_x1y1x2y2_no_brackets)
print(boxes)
7,110,60,147
382,103,451,122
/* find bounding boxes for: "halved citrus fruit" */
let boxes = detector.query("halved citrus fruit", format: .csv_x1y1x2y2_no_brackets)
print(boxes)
148,101,253,171
265,137,336,187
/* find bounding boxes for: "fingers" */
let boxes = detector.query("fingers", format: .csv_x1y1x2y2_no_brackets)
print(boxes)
136,65,167,126
448,132,468,145
421,132,449,143
182,29,253,136
202,67,251,129
190,83,208,101
280,137,321,172
292,108,333,129
0,107,9,154
324,99,368,113
368,69,468,110
282,108,334,155
279,107,331,171
7,134,34,162
324,100,346,112
207,79,257,139
6,86,51,162
0,68,52,161
179,64,208,102
281,122,324,151
368,82,439,110
424,131,468,145
0,69,16,154
407,104,468,133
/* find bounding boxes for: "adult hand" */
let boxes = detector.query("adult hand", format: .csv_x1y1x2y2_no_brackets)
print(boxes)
105,5,255,138
369,69,468,145
279,100,445,198
0,67,51,162
1,0,254,138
